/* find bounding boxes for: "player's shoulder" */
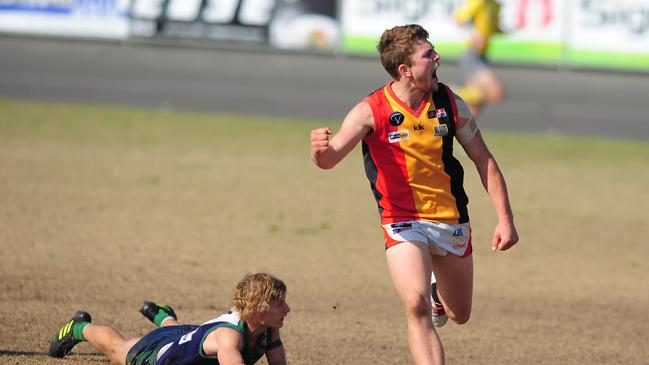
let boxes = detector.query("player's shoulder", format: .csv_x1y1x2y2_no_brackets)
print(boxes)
355,98,374,114
202,310,244,332
446,89,474,128
346,99,374,127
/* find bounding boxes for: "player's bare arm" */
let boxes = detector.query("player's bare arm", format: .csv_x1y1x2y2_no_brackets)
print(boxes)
310,101,374,169
462,129,519,252
452,92,518,251
207,327,247,365
265,328,287,365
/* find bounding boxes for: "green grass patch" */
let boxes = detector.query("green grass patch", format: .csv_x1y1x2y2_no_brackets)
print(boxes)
2,97,647,167
0,99,325,152
2,97,648,254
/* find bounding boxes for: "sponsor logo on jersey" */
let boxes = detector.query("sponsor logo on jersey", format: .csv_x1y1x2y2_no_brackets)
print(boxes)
452,228,464,237
414,124,425,133
428,108,447,119
388,129,410,143
434,124,449,136
389,111,405,126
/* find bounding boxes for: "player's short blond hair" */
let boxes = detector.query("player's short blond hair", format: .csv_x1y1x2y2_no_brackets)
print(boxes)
233,272,286,322
378,24,430,80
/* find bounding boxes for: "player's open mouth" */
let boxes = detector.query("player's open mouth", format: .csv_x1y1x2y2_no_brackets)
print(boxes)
432,70,438,81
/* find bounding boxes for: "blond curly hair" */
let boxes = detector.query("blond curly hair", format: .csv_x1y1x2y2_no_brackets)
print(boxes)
233,273,286,322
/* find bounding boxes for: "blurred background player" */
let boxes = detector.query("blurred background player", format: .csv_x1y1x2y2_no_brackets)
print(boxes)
454,0,505,118
48,272,290,365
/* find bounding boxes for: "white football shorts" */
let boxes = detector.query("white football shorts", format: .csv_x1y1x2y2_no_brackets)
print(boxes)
382,220,472,257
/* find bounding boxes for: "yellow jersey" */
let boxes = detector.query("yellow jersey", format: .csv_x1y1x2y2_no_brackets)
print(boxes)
455,0,501,38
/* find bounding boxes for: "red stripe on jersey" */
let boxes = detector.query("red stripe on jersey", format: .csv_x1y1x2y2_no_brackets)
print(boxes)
364,87,419,223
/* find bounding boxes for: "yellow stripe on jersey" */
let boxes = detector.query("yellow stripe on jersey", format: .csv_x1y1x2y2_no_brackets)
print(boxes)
383,87,460,222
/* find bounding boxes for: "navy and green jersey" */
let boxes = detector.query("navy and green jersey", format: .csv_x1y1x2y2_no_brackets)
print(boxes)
127,310,275,365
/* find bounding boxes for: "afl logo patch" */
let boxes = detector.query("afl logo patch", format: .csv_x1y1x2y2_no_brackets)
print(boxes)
389,111,405,126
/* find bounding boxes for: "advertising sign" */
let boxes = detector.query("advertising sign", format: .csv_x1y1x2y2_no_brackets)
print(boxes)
340,0,467,55
341,0,649,70
0,0,130,39
567,0,649,69
340,0,563,63
129,0,339,50
493,0,564,63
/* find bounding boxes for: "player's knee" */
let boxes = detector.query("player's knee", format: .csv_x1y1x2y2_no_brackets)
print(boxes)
493,86,506,103
486,83,505,104
448,306,471,325
403,295,430,319
106,338,133,364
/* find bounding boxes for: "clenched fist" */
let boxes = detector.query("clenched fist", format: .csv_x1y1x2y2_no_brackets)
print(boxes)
310,127,332,162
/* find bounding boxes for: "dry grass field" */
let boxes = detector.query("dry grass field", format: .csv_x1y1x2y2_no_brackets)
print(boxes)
1,99,648,364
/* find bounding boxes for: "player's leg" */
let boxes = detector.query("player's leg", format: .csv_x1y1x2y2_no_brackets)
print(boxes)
82,324,140,365
387,241,444,365
430,254,473,324
468,68,505,106
457,51,489,117
48,310,138,365
455,85,484,117
430,271,448,328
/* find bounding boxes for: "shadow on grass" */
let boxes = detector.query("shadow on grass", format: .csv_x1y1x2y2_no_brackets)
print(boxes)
0,349,104,357
0,350,43,356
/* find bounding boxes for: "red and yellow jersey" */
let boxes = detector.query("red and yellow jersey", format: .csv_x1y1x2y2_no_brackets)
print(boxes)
362,82,469,225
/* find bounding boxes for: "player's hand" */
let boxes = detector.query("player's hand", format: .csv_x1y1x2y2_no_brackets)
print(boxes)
310,127,332,161
491,220,519,251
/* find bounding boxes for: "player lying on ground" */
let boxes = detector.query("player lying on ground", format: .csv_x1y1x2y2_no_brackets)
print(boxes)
48,272,290,365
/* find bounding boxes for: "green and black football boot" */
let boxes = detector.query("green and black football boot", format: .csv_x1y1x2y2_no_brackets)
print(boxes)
139,301,177,327
48,311,91,358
